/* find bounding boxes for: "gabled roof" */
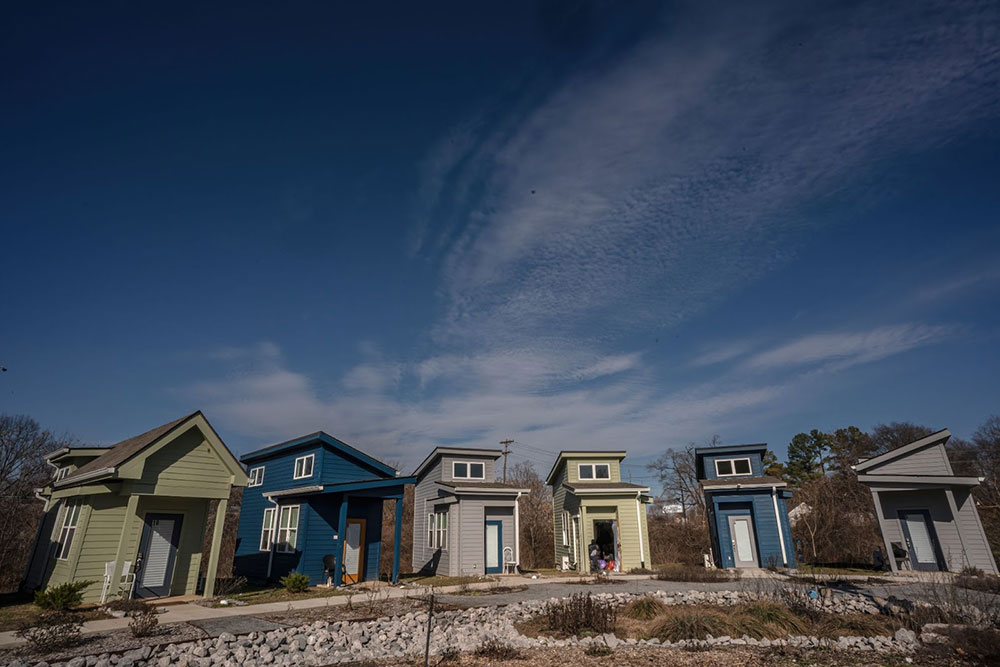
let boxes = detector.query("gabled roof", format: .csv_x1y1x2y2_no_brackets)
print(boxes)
412,447,503,479
52,411,244,489
853,428,950,473
693,443,767,479
545,450,626,485
241,431,398,478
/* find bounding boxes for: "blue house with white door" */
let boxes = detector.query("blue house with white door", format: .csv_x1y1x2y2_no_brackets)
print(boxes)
234,432,415,587
696,444,795,570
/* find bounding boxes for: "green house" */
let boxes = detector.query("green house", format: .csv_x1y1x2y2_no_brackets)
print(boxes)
23,412,248,602
546,451,652,573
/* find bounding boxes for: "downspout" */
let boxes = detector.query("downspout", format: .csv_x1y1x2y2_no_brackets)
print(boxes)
635,492,646,569
266,496,279,581
771,486,788,567
514,491,522,571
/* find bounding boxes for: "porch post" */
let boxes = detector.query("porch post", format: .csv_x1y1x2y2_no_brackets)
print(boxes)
333,495,349,587
944,488,970,570
514,492,521,571
580,505,589,573
203,497,228,597
870,489,897,573
392,497,403,584
111,494,141,598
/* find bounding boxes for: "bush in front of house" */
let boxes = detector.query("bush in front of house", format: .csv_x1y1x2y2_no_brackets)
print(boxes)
15,611,84,651
128,601,160,637
280,572,310,593
33,580,97,611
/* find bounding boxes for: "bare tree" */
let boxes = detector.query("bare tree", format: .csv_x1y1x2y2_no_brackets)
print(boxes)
647,444,703,522
0,415,76,592
508,461,554,570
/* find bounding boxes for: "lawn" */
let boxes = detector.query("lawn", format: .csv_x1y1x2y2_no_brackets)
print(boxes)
0,593,110,632
217,584,352,607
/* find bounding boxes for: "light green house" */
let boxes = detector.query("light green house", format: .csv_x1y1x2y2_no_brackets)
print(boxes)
23,412,247,602
546,451,652,572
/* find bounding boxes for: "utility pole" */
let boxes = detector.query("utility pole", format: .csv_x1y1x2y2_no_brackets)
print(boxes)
500,439,513,483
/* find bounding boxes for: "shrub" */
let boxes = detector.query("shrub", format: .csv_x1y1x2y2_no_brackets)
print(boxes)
655,564,732,583
544,593,617,635
651,607,735,641
623,596,666,620
280,572,310,593
33,580,96,611
474,638,521,660
734,601,809,638
815,613,892,638
584,643,614,656
213,576,248,597
127,601,159,637
15,611,83,651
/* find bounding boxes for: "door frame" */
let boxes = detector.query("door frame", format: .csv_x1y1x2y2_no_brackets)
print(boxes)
898,509,945,571
134,512,184,598
484,520,503,574
727,514,759,568
341,518,367,584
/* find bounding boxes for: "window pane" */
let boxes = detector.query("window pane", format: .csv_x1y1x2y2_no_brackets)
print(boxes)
579,465,593,479
734,459,752,474
595,465,610,479
717,460,734,475
454,462,467,478
469,463,484,478
304,457,313,475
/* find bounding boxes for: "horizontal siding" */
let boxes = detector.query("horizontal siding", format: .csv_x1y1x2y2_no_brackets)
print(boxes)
877,489,962,571
701,452,764,480
132,429,232,497
565,457,622,484
458,501,483,575
953,489,996,573
440,454,498,483
73,494,128,601
868,444,952,476
577,497,649,571
709,491,792,569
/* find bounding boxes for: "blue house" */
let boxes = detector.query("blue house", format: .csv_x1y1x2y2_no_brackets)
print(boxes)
234,432,415,587
696,444,795,570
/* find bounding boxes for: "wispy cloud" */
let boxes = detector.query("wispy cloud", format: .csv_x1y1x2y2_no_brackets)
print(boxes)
743,324,958,372
916,267,1000,301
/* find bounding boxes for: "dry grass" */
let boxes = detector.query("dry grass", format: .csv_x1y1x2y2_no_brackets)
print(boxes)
650,607,735,641
654,565,735,583
622,597,666,621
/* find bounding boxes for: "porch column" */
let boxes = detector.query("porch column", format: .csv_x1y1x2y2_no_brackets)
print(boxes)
111,494,141,598
944,488,970,570
514,493,521,571
333,495,349,587
580,505,589,573
870,489,897,573
392,497,403,584
203,497,228,597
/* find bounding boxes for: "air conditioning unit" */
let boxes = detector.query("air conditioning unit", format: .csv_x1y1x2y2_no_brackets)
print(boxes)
561,556,570,571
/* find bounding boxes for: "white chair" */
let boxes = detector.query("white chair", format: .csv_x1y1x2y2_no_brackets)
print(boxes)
119,561,137,599
100,561,115,604
502,547,517,574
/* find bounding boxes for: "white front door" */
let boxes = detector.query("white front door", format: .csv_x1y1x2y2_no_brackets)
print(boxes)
728,515,759,568
342,519,365,583
485,522,501,573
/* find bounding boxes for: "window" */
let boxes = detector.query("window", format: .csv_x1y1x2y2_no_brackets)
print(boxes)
427,510,448,549
248,466,265,487
293,454,315,480
561,511,570,546
452,461,485,479
276,505,300,552
53,466,70,481
578,463,611,480
259,507,276,551
715,458,752,477
56,500,82,560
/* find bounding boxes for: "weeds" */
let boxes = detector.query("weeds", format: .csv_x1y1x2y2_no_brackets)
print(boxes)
544,593,617,635
733,601,809,638
584,643,614,656
622,596,666,620
213,576,248,597
127,601,159,637
474,638,522,660
103,598,149,614
651,607,734,641
15,611,83,651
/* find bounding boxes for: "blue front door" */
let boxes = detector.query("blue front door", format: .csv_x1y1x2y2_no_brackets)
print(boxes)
485,520,502,574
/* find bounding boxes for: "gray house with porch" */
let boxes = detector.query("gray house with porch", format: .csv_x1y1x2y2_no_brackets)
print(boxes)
855,428,997,574
411,447,528,576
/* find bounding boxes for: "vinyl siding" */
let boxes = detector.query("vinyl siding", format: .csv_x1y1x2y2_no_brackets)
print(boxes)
412,458,449,574
709,491,792,569
440,455,497,483
876,489,964,571
701,452,764,480
72,494,128,601
121,427,233,498
953,488,999,573
866,444,953,476
577,496,650,571
455,498,516,575
564,457,622,484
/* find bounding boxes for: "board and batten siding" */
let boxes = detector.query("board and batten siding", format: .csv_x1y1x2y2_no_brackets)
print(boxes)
866,444,953,476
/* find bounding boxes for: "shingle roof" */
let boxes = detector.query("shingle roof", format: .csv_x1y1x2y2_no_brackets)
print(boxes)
700,475,786,488
54,413,196,487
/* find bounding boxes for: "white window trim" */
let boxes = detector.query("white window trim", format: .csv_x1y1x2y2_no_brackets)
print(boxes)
56,499,81,560
54,466,70,481
293,454,315,480
715,457,753,477
428,510,449,550
561,510,569,546
248,466,265,487
276,505,300,553
577,463,611,481
259,507,276,551
451,460,485,480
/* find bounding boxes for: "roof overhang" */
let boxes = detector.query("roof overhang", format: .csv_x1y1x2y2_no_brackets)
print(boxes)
436,483,528,496
701,481,788,492
52,466,117,488
564,485,650,495
857,473,981,488
852,429,950,472
263,476,416,500
265,485,325,499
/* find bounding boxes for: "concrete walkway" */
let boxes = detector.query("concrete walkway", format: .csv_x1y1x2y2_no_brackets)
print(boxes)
0,569,931,649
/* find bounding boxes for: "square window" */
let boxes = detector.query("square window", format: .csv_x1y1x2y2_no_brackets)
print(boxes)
579,464,594,479
469,462,484,478
453,462,468,478
733,459,752,475
293,455,314,479
716,460,734,476
594,464,610,479
248,467,265,487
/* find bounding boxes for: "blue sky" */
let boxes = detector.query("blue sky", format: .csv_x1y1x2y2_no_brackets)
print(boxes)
2,0,999,481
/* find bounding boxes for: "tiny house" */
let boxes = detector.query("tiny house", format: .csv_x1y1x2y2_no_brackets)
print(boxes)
697,444,795,570
234,432,414,587
411,447,528,576
547,451,651,573
855,429,997,574
23,412,247,602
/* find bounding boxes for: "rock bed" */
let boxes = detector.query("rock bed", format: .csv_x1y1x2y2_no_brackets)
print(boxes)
5,589,927,667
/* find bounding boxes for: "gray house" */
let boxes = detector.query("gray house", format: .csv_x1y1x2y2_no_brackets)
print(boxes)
411,448,528,576
855,428,997,574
